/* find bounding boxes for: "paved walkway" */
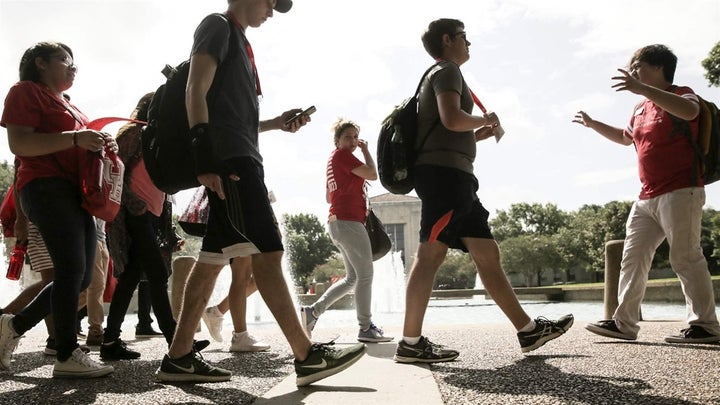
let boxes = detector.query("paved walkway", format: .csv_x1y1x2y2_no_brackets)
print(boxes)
1,319,719,404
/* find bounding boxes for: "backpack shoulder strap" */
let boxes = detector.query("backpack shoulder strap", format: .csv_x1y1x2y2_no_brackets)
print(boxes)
414,61,447,152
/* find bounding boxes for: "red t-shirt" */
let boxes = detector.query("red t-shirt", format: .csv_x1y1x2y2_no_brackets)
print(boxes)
1,81,88,191
327,148,366,223
624,85,700,199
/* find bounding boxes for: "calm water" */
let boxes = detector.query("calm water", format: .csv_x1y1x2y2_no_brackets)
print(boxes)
2,251,715,332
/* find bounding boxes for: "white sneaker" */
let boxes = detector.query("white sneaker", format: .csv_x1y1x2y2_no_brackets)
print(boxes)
229,331,270,352
0,314,22,370
53,347,114,378
201,306,224,342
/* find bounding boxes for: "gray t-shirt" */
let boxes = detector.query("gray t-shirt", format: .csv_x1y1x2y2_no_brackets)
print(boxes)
415,61,475,174
191,13,262,164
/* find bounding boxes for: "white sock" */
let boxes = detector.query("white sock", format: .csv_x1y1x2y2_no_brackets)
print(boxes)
402,336,421,345
233,330,248,338
519,320,536,332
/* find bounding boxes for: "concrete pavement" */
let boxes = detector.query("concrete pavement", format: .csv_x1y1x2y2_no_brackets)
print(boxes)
1,319,719,404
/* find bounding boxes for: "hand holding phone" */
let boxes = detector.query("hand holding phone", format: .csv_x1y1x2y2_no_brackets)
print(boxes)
285,105,316,126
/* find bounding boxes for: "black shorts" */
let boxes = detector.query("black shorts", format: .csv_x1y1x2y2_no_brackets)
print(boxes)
414,165,494,252
199,157,283,265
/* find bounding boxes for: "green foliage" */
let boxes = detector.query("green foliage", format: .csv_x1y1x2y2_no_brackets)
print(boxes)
312,254,346,283
0,160,15,203
500,234,564,287
434,250,476,289
565,201,633,274
491,202,570,242
283,213,338,288
702,41,720,87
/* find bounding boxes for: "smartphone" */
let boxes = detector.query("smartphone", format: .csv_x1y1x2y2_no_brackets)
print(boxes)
285,105,316,126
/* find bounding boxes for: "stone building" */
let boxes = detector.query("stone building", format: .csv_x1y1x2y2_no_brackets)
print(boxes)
368,193,421,273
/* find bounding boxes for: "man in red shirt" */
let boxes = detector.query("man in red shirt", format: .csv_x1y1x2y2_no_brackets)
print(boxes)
574,44,720,344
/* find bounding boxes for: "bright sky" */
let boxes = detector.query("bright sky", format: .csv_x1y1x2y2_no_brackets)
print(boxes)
1,0,719,222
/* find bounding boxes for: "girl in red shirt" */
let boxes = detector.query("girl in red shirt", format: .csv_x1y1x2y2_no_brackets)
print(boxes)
0,42,115,378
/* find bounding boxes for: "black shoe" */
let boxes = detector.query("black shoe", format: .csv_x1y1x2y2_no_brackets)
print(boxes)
295,341,367,386
585,319,636,341
393,336,459,363
664,325,720,344
135,325,163,339
193,339,210,352
156,351,231,383
519,314,575,353
100,339,141,360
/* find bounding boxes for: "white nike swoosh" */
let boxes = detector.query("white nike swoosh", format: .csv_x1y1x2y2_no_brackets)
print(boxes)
173,363,195,373
302,358,328,369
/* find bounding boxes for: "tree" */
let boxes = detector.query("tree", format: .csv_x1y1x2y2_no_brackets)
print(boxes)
702,41,720,87
282,213,337,288
434,250,476,289
500,235,563,287
491,202,570,242
0,160,14,202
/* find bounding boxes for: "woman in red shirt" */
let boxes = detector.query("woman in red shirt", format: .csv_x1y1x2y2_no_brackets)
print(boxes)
300,118,393,343
0,42,115,378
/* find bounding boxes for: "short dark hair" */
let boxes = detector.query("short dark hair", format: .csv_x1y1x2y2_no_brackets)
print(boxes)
421,18,464,59
630,44,677,83
19,42,73,82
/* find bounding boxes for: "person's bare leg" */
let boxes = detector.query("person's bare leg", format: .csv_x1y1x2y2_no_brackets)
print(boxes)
168,261,223,358
1,280,44,314
463,238,531,329
251,251,311,360
170,256,195,321
227,258,251,333
216,273,257,315
402,242,448,337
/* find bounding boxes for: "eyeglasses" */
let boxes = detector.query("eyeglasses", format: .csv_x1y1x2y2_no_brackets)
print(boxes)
51,54,77,71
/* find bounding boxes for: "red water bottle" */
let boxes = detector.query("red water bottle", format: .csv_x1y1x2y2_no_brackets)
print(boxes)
6,241,27,281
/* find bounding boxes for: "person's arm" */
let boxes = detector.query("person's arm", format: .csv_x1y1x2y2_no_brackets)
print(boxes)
611,69,699,121
186,53,217,128
186,52,229,197
259,109,308,133
350,140,377,180
436,91,497,133
572,111,632,146
7,124,111,156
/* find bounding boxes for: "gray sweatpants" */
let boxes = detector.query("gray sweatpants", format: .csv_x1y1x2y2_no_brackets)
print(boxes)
312,219,374,330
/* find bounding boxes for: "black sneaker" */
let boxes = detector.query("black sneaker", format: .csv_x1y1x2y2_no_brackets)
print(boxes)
393,336,459,363
192,339,210,352
664,325,720,344
585,319,636,341
100,339,141,360
294,341,367,386
135,324,163,338
156,351,231,383
519,314,575,353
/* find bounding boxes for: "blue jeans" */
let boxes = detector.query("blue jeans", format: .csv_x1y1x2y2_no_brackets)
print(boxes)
13,177,96,361
104,210,176,343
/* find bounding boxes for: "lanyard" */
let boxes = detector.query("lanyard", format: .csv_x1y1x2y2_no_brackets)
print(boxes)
226,11,262,97
434,59,486,113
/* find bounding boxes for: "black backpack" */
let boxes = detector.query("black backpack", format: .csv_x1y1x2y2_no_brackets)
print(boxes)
377,63,440,195
142,14,238,195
